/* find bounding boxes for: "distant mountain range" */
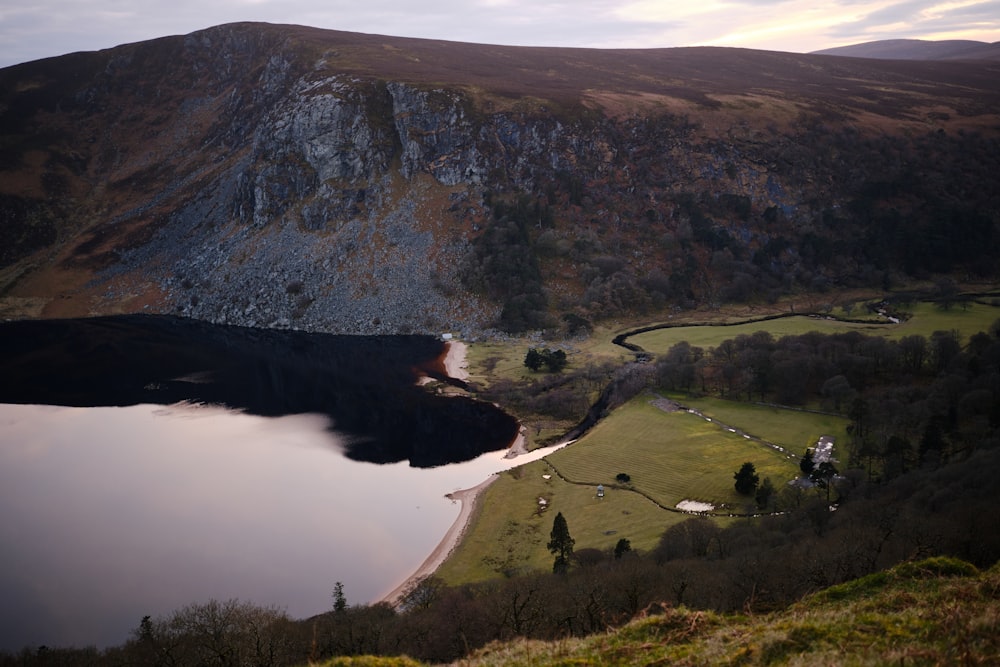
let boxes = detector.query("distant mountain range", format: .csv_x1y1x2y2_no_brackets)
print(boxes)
1,24,998,335
812,38,1000,61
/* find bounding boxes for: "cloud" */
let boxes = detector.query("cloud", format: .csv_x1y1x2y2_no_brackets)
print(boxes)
1,0,998,68
825,0,1000,41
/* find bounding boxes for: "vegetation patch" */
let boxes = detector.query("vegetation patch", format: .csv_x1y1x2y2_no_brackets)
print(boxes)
672,395,850,453
812,556,980,605
313,659,423,667
454,558,998,666
631,300,1000,354
436,459,691,584
545,397,800,510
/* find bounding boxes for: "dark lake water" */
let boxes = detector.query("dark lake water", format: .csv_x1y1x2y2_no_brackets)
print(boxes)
0,314,518,468
0,315,521,651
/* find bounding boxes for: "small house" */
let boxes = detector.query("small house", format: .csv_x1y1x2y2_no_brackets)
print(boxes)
596,484,605,498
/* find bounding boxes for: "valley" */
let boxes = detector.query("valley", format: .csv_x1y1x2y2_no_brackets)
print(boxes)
1,21,999,665
436,295,1000,584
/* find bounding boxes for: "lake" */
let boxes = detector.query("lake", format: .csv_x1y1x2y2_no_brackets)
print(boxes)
0,315,523,651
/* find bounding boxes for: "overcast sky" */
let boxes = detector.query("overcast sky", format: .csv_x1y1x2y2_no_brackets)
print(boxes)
2,0,999,69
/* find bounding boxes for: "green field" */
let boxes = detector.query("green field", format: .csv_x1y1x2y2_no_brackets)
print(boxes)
438,394,810,585
437,458,686,584
545,398,801,510
882,300,1000,339
630,301,1000,354
441,297,996,588
669,395,850,454
466,323,633,387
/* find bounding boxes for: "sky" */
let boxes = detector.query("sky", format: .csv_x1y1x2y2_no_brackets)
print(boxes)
1,0,999,69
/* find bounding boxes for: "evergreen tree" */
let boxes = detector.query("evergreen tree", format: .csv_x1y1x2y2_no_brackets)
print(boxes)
810,461,839,500
524,347,569,372
734,462,760,495
755,477,775,509
800,448,815,475
614,538,632,559
547,511,575,574
545,349,568,372
332,581,347,613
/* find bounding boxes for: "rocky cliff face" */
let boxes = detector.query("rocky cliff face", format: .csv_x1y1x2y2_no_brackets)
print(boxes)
1,23,998,334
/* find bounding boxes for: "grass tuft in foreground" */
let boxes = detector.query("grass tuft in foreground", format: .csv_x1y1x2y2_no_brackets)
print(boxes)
320,557,999,666
310,656,424,666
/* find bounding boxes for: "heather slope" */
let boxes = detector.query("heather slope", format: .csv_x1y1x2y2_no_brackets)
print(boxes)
457,557,999,666
306,557,998,666
812,38,1000,61
1,23,999,334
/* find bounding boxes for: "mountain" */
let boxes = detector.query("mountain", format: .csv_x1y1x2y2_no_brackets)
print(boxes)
2,23,999,335
812,38,1000,61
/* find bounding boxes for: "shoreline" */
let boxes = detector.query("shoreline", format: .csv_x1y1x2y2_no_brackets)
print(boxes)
383,340,542,605
380,473,498,605
442,340,469,381
381,338,484,605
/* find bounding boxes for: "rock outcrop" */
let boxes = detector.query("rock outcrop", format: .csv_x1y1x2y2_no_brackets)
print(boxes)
1,22,998,333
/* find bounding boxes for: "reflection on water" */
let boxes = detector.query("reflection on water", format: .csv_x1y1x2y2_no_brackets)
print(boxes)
0,315,519,468
0,402,545,651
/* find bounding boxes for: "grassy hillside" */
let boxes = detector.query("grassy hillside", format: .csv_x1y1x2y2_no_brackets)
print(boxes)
544,398,800,510
672,396,851,453
437,458,684,583
441,299,992,586
462,557,999,666
436,394,809,584
630,300,1000,354
314,557,999,666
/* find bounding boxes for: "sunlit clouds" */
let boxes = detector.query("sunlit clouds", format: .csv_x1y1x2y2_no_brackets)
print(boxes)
0,1,998,70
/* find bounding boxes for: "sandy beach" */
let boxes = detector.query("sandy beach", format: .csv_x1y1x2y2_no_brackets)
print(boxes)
382,340,561,605
442,340,469,381
380,473,497,605
381,339,488,605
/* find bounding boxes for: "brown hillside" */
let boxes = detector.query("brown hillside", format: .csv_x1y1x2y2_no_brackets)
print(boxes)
1,23,998,331
812,38,1000,61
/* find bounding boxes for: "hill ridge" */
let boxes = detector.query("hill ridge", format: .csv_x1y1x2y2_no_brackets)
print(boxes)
429,557,998,666
1,22,998,335
811,37,1000,61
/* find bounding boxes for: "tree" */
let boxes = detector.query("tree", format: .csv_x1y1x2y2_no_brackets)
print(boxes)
821,375,856,411
755,477,775,510
614,538,632,560
398,576,445,612
919,417,946,465
126,599,294,667
800,448,816,476
810,461,839,501
332,581,347,613
547,511,575,574
546,349,568,372
734,462,759,495
562,312,593,336
615,472,631,484
524,347,568,372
